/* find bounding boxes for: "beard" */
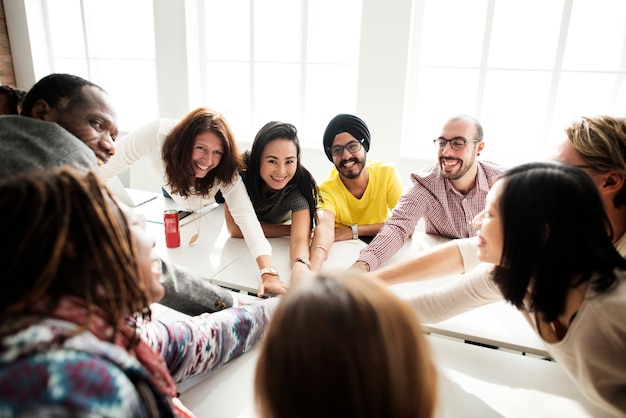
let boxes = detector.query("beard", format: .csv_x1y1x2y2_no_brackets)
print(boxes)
336,157,365,179
440,155,475,180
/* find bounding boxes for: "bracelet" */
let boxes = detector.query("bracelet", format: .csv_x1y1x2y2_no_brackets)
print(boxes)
311,245,328,260
291,257,312,269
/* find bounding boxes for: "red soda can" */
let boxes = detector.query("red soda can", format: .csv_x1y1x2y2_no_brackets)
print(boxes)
164,209,181,248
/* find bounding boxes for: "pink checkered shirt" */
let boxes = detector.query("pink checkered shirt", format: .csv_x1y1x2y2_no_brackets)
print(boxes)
357,160,505,270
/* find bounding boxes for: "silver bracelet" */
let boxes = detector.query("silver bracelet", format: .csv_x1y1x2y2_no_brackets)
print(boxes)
311,245,328,260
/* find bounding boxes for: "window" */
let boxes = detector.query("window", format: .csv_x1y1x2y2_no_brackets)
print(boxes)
12,0,626,170
195,0,362,144
403,0,626,166
43,0,158,131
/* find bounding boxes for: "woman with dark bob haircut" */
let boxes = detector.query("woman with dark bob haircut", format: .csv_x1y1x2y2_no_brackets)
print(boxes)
255,270,438,418
99,107,287,297
225,121,319,284
407,161,626,416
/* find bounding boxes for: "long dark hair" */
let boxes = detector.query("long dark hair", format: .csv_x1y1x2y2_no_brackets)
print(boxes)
492,161,626,322
244,121,319,226
162,107,242,197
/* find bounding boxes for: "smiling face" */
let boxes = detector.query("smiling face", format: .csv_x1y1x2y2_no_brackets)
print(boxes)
259,138,298,192
332,132,366,180
438,119,483,181
473,179,505,265
191,131,224,178
52,85,119,165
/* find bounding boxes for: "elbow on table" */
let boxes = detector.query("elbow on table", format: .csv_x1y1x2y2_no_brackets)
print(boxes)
226,225,244,238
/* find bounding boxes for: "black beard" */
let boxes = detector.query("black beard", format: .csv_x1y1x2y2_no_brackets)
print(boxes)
338,158,364,179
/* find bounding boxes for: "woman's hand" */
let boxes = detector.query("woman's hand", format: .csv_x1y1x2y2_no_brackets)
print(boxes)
258,275,289,297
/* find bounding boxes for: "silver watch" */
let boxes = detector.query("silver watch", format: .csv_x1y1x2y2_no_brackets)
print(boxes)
260,266,279,276
350,224,358,240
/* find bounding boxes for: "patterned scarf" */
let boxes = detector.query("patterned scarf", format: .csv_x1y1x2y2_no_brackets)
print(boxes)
40,295,195,418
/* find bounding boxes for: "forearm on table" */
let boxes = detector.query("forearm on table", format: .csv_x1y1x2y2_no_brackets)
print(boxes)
261,223,292,237
354,223,410,271
405,263,500,323
372,240,465,284
355,222,384,238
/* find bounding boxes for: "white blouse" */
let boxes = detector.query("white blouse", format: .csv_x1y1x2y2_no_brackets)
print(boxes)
100,118,271,258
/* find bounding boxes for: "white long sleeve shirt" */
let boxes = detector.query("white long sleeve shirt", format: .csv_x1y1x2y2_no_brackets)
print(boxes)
100,119,272,259
407,260,626,417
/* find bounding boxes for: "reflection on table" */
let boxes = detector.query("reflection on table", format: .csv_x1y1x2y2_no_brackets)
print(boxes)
141,197,610,417
173,330,609,418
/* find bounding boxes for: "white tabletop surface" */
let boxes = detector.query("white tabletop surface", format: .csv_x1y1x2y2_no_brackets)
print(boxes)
209,233,548,356
143,202,251,280
176,332,609,418
141,198,546,355
139,196,610,417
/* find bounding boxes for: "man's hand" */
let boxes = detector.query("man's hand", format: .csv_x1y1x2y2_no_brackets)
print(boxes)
334,225,354,241
350,260,370,272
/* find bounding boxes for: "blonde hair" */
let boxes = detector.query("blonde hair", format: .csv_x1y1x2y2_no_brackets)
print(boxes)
566,116,626,207
255,270,437,418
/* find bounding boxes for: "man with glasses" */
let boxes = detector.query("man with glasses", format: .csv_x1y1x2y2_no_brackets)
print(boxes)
352,114,505,272
309,114,403,272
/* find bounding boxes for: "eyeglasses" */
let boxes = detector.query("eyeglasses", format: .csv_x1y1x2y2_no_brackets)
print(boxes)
433,137,481,150
328,138,364,157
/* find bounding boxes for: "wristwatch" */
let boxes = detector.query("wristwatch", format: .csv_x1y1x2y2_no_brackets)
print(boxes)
350,224,359,240
259,266,279,277
291,256,311,269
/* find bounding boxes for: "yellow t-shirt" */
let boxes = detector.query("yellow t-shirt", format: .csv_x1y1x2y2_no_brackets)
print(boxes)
318,160,403,226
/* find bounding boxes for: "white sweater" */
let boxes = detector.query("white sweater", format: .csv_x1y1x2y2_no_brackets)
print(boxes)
408,255,626,417
100,119,271,259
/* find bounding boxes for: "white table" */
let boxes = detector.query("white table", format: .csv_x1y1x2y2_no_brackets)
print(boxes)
143,202,251,280
139,200,610,416
210,234,548,356
140,198,546,356
389,278,549,357
210,237,369,293
177,333,609,418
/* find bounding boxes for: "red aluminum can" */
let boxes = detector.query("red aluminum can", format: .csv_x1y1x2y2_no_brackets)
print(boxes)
164,209,181,248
